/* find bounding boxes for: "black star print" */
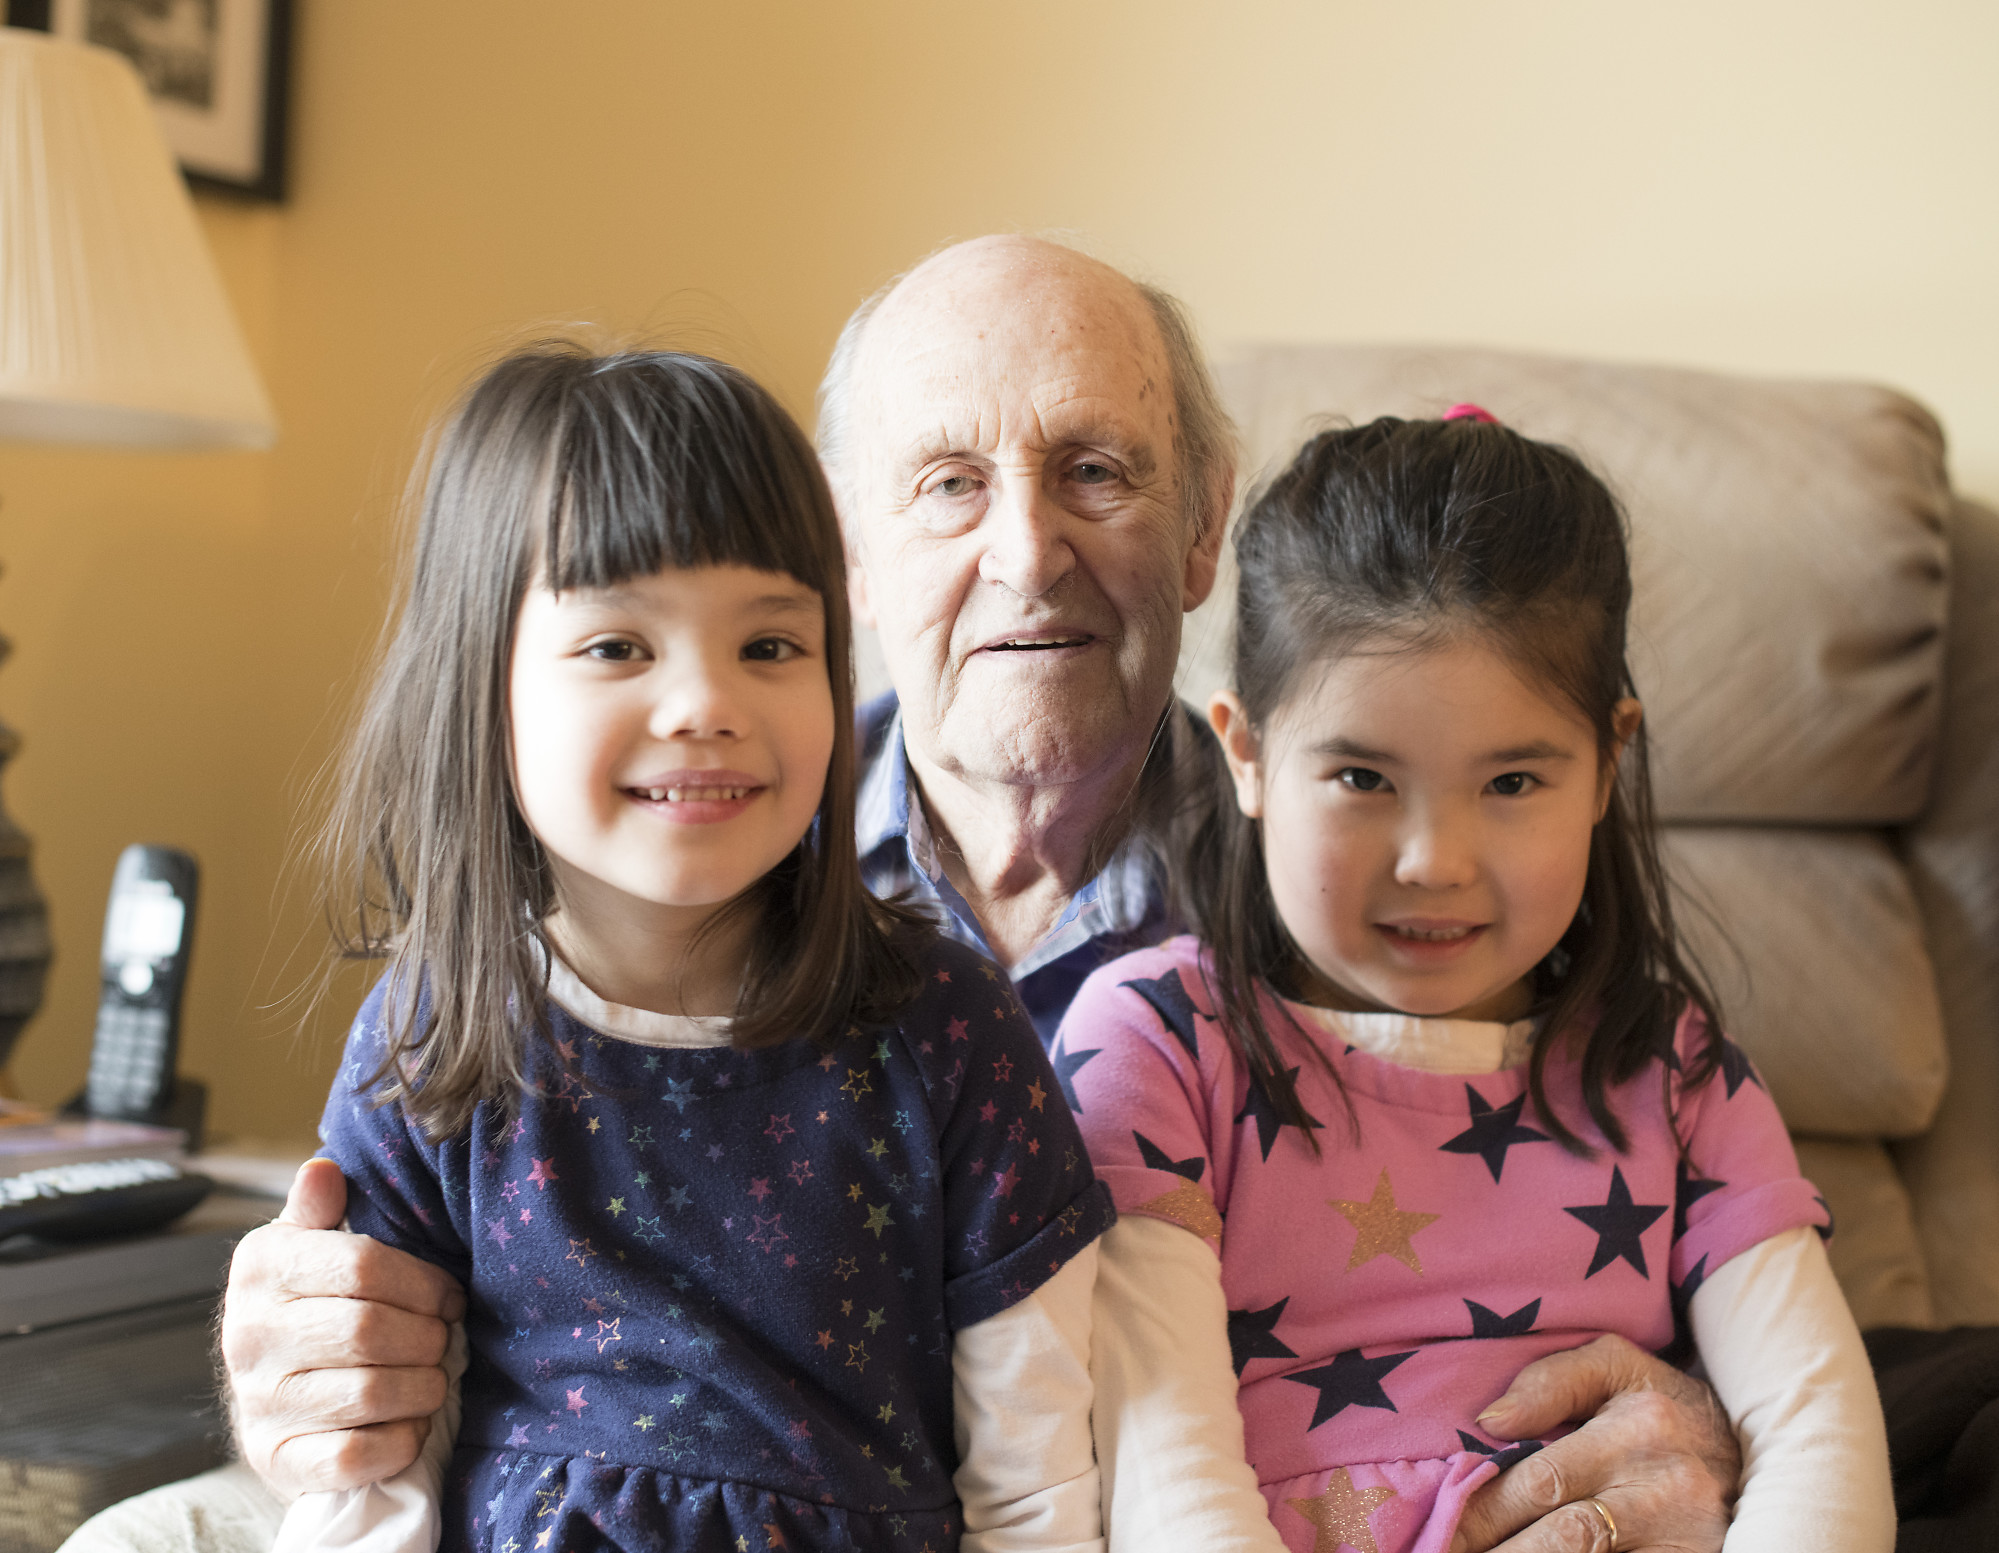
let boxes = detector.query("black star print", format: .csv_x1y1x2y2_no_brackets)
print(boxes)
1456,1431,1546,1471
1227,1297,1298,1376
1671,1251,1710,1325
1716,1035,1765,1099
1438,1084,1552,1183
1657,1251,1711,1367
1134,1129,1206,1183
1287,1346,1414,1429
1050,1041,1101,1113
1236,1064,1323,1161
1121,969,1203,1058
1673,1158,1726,1242
1565,1165,1668,1279
1464,1297,1541,1338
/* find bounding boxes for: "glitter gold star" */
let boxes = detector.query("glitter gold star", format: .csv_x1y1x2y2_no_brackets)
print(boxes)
1329,1169,1439,1273
1286,1468,1397,1553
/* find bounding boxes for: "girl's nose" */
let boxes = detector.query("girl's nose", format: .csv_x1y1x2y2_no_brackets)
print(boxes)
977,480,1076,598
1392,810,1480,891
650,659,742,740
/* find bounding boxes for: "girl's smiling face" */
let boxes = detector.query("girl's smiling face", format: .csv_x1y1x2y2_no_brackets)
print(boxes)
508,563,835,986
1211,634,1639,1023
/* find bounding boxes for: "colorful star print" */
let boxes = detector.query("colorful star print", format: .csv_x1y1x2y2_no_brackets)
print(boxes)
316,935,1114,1552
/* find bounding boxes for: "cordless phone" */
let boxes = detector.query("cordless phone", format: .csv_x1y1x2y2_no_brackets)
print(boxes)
75,846,203,1139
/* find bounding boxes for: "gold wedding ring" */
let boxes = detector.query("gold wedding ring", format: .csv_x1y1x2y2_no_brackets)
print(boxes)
1584,1497,1620,1551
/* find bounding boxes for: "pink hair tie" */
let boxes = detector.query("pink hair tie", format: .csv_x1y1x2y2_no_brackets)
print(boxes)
1442,402,1499,425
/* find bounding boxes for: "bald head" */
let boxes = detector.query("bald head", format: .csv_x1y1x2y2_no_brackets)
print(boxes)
817,237,1234,539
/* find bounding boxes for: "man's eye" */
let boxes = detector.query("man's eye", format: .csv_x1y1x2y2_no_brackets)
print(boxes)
1337,767,1387,793
1490,772,1537,796
932,474,979,499
743,637,802,663
1070,461,1115,485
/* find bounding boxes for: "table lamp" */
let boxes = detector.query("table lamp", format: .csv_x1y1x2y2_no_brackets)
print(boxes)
0,26,276,1081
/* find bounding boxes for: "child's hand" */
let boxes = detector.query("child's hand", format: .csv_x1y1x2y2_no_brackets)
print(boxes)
1449,1334,1737,1553
221,1158,467,1500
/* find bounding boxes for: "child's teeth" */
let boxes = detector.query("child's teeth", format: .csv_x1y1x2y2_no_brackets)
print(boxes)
1396,925,1472,941
640,786,749,802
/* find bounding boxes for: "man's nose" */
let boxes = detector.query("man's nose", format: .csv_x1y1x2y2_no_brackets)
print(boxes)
977,478,1076,598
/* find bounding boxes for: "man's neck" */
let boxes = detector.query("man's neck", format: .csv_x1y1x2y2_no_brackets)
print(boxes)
903,730,1157,970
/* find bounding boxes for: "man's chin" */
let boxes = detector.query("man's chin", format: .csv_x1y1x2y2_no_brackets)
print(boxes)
926,710,1159,792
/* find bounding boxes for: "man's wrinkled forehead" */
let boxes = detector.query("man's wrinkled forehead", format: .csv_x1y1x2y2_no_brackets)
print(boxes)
849,240,1174,471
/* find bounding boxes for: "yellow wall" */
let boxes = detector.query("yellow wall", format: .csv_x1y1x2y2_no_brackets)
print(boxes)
3,1,1993,1145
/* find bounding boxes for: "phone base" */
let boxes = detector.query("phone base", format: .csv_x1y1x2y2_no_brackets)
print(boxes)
62,1075,207,1153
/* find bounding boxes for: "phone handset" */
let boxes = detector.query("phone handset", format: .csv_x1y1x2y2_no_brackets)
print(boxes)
74,845,205,1143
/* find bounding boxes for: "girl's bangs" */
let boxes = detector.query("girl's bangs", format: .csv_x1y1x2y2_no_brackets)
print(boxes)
541,362,835,598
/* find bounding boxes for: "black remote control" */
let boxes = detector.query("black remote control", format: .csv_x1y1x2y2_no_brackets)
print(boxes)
0,1158,213,1244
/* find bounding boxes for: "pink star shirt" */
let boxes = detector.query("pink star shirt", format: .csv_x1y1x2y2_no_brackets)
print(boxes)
1059,937,1830,1553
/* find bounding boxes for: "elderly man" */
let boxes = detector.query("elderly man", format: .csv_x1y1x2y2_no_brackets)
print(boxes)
219,237,1738,1553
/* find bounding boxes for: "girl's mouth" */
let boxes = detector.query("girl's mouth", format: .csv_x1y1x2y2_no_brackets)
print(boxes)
623,773,765,824
1375,922,1488,958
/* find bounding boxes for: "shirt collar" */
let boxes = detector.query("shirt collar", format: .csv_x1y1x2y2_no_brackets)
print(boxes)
853,692,1176,968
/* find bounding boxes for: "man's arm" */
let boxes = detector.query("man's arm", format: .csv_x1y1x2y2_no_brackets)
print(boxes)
221,1159,466,1499
1449,1335,1739,1553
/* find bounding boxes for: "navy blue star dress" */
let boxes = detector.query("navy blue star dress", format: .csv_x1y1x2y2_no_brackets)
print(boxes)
317,935,1114,1553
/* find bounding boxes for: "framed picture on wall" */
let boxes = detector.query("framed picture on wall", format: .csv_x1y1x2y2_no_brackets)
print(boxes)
40,0,292,200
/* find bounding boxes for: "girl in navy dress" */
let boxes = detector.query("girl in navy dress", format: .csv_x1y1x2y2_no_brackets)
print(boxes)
275,347,1113,1553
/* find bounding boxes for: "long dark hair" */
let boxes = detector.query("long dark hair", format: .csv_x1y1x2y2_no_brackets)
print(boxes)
323,344,924,1140
1179,415,1722,1153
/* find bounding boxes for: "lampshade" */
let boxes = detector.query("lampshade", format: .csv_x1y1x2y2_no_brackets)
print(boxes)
0,26,275,449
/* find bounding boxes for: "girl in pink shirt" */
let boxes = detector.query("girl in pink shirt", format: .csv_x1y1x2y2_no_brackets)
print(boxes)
1062,411,1892,1553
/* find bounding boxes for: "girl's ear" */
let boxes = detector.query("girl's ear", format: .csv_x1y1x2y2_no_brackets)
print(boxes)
1208,690,1266,819
1597,697,1644,819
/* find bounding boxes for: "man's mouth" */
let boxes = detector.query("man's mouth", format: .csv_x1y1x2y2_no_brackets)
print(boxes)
982,633,1095,652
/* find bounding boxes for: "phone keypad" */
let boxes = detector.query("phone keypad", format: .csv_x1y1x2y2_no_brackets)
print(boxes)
85,1004,173,1115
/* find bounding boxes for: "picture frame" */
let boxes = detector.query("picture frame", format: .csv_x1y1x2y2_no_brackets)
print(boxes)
17,0,291,201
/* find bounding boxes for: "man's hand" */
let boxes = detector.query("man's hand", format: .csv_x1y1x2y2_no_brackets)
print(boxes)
221,1157,466,1499
1450,1335,1738,1553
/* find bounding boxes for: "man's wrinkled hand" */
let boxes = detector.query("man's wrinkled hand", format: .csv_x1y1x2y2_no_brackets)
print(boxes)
220,1157,465,1500
1450,1335,1738,1553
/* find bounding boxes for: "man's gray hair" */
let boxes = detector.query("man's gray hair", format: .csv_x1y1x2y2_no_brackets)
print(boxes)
815,252,1237,541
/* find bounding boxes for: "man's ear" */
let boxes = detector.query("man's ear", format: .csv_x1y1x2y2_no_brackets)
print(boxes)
828,469,879,631
1181,458,1236,612
1208,689,1265,819
848,556,877,630
1597,697,1644,819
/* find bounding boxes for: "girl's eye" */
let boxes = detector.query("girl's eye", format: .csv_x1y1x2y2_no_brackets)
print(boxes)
1489,771,1538,796
1337,767,1387,793
585,639,642,662
743,637,802,663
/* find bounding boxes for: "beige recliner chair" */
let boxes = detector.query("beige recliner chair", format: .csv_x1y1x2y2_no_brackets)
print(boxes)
1183,342,1999,1331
